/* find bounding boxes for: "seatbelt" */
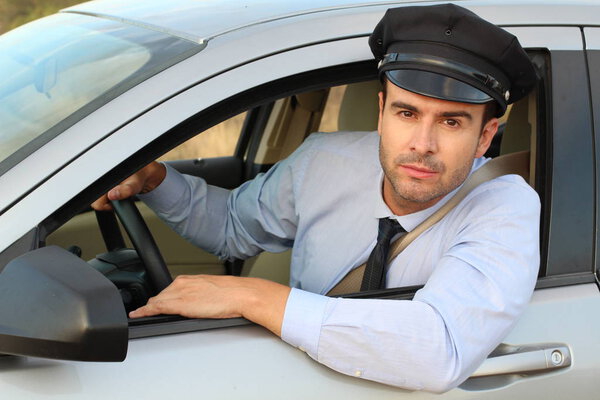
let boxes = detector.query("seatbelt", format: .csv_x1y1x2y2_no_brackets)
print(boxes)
326,150,530,296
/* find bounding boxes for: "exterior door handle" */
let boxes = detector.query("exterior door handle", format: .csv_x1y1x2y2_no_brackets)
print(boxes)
470,342,571,378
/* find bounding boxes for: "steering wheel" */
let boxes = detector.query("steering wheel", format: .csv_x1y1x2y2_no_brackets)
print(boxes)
110,198,172,293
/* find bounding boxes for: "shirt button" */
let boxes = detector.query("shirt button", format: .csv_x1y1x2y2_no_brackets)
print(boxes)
299,346,306,352
354,370,362,377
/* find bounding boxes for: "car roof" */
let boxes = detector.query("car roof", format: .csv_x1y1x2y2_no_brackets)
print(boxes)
60,0,393,44
62,0,432,44
62,0,600,45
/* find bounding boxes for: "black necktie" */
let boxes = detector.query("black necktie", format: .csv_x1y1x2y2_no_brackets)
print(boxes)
361,218,406,291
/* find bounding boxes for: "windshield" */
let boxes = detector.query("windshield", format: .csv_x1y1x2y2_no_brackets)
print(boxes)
0,12,202,174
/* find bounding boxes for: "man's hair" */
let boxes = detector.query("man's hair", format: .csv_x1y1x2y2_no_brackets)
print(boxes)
380,77,498,127
481,102,498,125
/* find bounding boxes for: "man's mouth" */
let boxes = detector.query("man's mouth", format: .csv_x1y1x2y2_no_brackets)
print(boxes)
400,164,439,179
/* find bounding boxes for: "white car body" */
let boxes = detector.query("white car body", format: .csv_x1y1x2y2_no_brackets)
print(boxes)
0,0,599,398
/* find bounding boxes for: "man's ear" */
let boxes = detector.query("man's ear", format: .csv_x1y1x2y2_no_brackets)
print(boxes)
377,91,384,136
475,118,499,158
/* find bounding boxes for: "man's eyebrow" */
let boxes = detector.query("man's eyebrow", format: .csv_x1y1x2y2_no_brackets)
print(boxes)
390,101,419,112
389,101,473,121
440,111,473,121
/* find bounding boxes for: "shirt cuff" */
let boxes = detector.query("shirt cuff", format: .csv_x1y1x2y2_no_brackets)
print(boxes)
138,163,188,214
281,288,330,358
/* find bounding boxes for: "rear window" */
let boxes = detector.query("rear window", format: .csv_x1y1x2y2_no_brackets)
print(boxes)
0,12,202,174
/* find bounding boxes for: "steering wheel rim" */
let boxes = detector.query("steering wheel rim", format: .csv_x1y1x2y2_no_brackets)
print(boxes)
111,198,172,293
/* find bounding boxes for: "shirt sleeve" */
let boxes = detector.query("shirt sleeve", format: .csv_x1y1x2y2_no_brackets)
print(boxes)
138,141,313,260
281,179,540,393
138,163,233,256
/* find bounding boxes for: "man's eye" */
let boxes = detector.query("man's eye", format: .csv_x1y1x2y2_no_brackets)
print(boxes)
399,110,413,118
444,119,460,127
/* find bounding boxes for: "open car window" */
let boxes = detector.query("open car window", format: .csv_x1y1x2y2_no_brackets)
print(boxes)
43,48,550,302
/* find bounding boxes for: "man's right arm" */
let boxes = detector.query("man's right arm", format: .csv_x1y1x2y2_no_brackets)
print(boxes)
93,149,302,261
92,160,237,257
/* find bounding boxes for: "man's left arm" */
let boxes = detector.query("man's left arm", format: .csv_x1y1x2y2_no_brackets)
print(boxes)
131,178,540,393
130,274,291,336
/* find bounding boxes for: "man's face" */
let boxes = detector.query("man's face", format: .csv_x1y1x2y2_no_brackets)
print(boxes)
377,81,498,215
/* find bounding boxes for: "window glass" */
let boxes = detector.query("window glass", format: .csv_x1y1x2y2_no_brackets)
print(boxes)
0,12,202,174
158,112,247,161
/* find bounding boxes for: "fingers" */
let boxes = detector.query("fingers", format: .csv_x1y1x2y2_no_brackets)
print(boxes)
90,171,147,211
91,193,113,211
128,276,203,319
128,284,188,318
90,182,139,211
90,162,166,211
129,298,179,318
128,275,246,320
107,181,142,201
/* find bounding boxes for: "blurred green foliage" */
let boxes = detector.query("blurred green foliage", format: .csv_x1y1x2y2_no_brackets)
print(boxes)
0,0,83,34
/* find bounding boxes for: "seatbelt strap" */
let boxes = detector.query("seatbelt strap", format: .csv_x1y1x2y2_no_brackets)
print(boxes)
326,151,530,296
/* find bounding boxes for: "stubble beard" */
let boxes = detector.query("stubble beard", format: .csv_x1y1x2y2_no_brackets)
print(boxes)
379,141,475,206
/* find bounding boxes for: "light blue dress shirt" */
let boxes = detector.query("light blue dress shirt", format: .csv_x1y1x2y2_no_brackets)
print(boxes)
140,130,540,392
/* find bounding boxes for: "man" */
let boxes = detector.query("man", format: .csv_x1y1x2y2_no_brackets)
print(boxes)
93,4,540,392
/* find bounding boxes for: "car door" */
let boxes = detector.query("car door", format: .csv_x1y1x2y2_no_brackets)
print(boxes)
446,25,600,398
454,24,600,398
1,7,600,400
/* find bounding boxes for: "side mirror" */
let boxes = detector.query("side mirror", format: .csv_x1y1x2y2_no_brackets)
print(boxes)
0,246,128,361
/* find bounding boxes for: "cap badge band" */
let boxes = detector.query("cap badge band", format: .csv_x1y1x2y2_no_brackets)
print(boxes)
380,53,510,103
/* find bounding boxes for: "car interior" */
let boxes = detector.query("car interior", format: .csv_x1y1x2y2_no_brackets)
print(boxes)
44,54,547,314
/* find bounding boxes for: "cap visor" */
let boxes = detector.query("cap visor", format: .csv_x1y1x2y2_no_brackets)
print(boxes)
385,69,493,104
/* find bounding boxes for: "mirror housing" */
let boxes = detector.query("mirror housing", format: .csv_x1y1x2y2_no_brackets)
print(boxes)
0,246,128,361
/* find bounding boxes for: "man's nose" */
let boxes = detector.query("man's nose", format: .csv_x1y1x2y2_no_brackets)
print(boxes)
409,121,438,154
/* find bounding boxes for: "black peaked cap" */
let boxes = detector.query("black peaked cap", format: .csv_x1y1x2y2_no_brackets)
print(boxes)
369,4,538,115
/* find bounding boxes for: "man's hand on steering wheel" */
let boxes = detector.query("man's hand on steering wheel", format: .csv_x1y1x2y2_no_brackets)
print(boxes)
91,161,167,211
91,160,172,294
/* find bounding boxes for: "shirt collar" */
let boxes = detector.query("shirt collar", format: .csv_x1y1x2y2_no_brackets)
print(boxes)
373,156,490,231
